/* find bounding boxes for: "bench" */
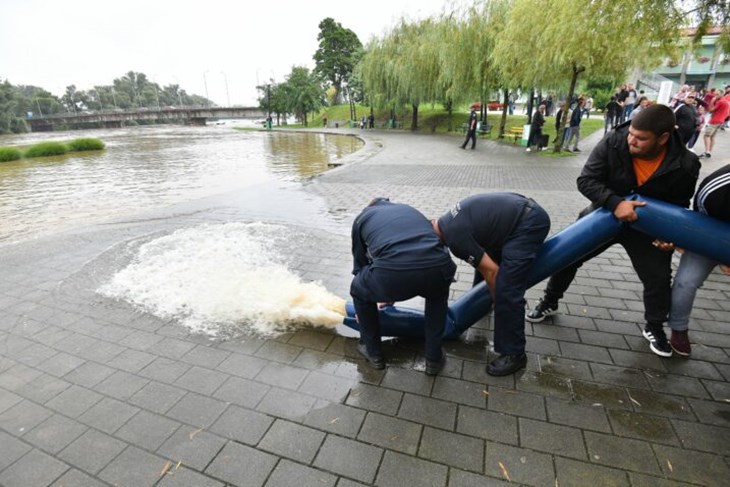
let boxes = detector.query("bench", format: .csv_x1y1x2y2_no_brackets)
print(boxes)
479,122,493,137
507,127,523,142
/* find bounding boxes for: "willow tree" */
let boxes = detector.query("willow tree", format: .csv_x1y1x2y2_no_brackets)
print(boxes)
492,0,682,151
436,1,507,130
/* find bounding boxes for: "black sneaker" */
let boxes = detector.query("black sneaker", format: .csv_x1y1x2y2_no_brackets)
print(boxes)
526,299,557,323
357,343,385,369
642,324,672,357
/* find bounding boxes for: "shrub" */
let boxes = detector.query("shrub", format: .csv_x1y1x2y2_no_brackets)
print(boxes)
0,147,22,162
24,141,68,158
67,138,105,152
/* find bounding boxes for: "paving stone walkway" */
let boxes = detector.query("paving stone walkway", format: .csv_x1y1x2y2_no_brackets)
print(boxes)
1,124,729,486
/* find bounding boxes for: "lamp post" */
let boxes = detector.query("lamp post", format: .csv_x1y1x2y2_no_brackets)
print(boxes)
203,70,210,108
173,76,184,108
221,71,230,106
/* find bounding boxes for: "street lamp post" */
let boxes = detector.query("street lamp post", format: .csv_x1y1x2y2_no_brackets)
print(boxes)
221,71,230,107
173,76,184,108
203,70,210,108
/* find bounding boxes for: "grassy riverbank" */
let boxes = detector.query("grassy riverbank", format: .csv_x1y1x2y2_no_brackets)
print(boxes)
0,138,105,162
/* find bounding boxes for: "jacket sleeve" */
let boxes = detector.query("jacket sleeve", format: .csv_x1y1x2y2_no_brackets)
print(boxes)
351,216,369,275
576,136,625,211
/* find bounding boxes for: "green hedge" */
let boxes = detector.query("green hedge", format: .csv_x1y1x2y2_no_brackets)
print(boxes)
24,141,68,158
67,138,105,152
0,147,22,162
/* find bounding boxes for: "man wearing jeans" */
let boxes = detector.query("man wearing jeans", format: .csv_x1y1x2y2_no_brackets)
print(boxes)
526,105,700,358
433,193,550,376
351,198,456,374
668,164,730,356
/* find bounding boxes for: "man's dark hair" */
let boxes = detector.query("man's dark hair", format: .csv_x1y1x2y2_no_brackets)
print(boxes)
630,104,675,137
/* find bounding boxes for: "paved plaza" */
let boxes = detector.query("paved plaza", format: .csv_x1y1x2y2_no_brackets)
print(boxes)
1,125,729,486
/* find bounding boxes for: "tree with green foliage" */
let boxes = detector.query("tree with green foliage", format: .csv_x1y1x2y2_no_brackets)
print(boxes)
492,0,682,151
313,17,363,105
281,67,324,127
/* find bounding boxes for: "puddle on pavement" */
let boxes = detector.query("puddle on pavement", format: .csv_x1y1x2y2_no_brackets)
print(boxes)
608,410,677,441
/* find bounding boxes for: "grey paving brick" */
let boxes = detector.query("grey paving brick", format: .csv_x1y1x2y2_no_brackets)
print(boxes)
0,399,53,435
545,397,612,432
559,341,613,364
212,375,270,408
209,404,273,445
153,337,197,360
303,400,366,438
255,361,310,390
117,329,165,351
516,370,572,399
292,349,342,373
585,431,662,474
129,380,187,414
16,372,70,403
106,347,157,373
381,366,435,395
259,419,326,463
173,365,229,395
456,405,518,445
77,396,139,434
157,425,226,471
50,469,109,487
180,345,230,368
358,412,422,454
346,382,403,415
702,378,730,402
205,441,278,487
589,363,652,390
165,392,228,428
35,351,85,377
138,357,192,383
264,459,337,487
61,361,116,388
287,329,336,351
95,370,149,400
115,410,181,450
418,426,483,472
687,397,730,427
487,386,546,420
376,450,448,487
98,446,169,487
216,352,268,379
671,419,730,455
607,409,679,445
554,457,629,486
0,387,22,415
397,392,457,430
298,370,353,402
0,448,68,487
257,386,318,421
22,414,88,454
313,435,382,484
448,469,511,486
519,418,586,459
0,363,43,391
484,441,555,486
571,380,632,410
663,358,723,381
0,430,31,471
254,340,303,363
157,465,225,487
432,375,488,408
58,429,127,475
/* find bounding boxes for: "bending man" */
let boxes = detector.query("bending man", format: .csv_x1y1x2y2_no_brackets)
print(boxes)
433,193,550,376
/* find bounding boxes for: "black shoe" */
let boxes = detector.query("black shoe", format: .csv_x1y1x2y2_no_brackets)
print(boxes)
487,353,527,376
642,324,672,358
425,354,444,376
573,147,581,152
357,343,385,369
526,299,557,323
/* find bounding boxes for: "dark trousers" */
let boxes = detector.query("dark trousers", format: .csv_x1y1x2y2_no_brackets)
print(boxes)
544,220,672,327
461,130,476,149
351,262,456,361
472,202,551,355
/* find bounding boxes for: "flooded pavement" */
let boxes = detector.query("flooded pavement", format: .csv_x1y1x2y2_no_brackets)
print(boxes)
1,126,729,486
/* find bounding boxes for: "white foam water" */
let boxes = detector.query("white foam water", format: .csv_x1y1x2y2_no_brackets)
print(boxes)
98,222,345,337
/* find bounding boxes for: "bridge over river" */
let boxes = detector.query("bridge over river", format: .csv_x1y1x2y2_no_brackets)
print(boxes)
27,106,267,132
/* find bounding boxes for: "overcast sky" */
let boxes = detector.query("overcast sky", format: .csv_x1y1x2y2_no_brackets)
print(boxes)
1,0,455,106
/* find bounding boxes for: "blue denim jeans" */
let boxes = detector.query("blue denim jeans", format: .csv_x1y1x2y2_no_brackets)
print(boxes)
669,251,718,331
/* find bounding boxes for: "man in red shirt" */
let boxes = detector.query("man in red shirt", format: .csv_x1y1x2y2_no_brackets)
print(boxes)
701,91,730,158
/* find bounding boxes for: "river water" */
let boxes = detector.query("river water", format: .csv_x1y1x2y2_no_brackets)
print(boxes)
0,124,362,244
1,124,362,337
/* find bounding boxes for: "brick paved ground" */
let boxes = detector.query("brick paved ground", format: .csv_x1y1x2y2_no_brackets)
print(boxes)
1,125,729,486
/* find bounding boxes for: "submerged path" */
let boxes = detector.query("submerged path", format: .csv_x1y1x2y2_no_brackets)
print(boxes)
1,126,729,486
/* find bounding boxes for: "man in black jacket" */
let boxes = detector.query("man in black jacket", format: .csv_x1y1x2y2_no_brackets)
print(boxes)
460,110,478,150
674,93,698,145
526,104,701,357
351,198,456,374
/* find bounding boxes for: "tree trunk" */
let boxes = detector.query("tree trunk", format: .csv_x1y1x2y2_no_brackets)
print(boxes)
679,51,691,86
446,99,453,132
498,89,509,138
411,103,418,131
526,88,535,124
554,63,584,152
707,43,722,88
